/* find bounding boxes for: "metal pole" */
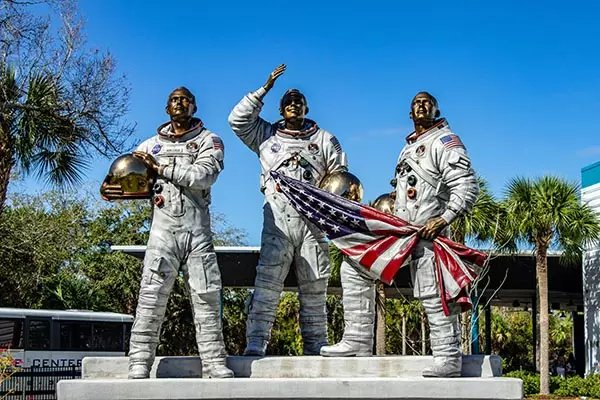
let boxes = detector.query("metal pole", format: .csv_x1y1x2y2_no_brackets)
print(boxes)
471,289,480,355
421,312,427,355
402,315,407,355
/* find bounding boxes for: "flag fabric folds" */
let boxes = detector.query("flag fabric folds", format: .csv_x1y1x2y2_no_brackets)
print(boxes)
270,171,487,316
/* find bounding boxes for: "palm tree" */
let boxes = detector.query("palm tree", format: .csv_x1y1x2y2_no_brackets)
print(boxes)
451,177,505,246
0,68,86,211
504,176,600,395
0,1,133,213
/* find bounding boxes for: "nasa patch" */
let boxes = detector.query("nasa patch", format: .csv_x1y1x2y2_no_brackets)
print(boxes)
151,144,162,154
186,142,199,152
416,145,426,157
271,142,281,153
308,143,319,154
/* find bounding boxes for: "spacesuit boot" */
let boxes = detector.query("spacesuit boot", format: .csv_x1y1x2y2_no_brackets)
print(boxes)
191,291,234,378
298,279,330,355
421,296,462,378
321,261,375,357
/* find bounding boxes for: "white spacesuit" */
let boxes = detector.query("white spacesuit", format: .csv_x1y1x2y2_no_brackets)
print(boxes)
228,86,347,356
393,118,479,377
128,118,234,379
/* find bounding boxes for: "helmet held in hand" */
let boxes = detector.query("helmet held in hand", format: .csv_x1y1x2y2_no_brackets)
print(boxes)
100,153,158,200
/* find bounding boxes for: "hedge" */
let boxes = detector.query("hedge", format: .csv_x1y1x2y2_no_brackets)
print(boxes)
504,370,600,397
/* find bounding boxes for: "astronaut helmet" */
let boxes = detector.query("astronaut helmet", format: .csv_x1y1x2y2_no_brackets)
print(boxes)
100,153,157,200
318,171,363,203
372,193,395,215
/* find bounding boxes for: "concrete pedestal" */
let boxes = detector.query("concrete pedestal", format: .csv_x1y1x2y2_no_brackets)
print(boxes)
56,355,523,400
82,355,503,379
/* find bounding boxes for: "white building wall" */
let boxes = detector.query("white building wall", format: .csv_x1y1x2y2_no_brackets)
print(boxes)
581,180,600,375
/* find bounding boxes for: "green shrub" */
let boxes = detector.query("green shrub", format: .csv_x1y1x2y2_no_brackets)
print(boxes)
505,371,538,396
505,370,600,397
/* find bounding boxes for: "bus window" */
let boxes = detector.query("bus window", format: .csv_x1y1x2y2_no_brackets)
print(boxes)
27,319,51,350
92,323,123,351
59,322,92,350
0,318,24,349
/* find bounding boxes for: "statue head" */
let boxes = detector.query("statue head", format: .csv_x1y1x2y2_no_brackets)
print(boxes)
409,91,440,128
279,89,309,124
166,87,197,123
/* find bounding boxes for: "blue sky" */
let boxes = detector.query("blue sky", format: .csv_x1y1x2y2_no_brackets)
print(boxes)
12,0,600,246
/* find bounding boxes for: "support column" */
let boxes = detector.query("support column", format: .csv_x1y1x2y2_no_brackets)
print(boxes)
485,304,492,355
572,310,585,377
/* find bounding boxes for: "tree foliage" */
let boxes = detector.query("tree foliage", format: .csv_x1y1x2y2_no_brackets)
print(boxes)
504,176,600,394
0,0,134,212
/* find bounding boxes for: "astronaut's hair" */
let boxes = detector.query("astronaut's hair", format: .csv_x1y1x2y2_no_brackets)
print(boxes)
412,91,438,107
280,88,307,109
168,87,196,105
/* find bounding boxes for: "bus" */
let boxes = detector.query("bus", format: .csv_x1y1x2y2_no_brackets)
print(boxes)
0,308,133,368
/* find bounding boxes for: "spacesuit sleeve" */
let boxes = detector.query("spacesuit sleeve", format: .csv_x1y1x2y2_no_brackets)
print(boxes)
161,134,225,189
227,87,272,154
433,134,479,224
323,132,347,174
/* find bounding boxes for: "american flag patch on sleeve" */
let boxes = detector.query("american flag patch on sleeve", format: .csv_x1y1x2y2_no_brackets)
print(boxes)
212,136,224,150
330,136,342,153
440,134,464,150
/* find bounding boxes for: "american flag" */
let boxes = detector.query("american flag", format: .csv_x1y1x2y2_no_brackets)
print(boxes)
212,136,224,150
271,170,487,315
330,136,342,153
440,134,464,150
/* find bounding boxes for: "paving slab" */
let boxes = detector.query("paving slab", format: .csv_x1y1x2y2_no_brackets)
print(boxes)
57,377,523,400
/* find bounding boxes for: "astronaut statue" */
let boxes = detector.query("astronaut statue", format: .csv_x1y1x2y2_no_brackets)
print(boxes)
228,64,347,356
102,87,234,379
393,91,479,377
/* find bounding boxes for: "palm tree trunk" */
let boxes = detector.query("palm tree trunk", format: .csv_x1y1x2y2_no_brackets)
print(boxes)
375,281,386,355
461,312,471,355
536,244,550,395
0,125,13,213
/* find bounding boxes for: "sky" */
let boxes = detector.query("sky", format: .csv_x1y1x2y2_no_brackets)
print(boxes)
11,0,600,246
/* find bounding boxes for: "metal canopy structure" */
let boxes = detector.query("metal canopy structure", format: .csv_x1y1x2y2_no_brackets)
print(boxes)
110,245,583,309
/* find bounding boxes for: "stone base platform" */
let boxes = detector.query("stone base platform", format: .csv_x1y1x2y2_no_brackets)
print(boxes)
59,356,522,400
82,355,503,379
57,377,523,400
57,378,523,400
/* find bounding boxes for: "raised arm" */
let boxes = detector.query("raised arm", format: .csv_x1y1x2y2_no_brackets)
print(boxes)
227,65,286,153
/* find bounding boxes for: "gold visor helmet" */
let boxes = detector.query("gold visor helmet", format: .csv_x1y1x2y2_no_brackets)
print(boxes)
372,193,395,214
100,154,157,200
318,171,363,203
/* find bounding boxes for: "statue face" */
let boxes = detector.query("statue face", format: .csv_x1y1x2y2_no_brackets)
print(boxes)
280,94,307,121
410,92,439,125
166,89,195,122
